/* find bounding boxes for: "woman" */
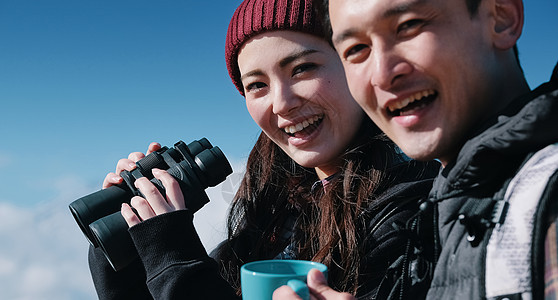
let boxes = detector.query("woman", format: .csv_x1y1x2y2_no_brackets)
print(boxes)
88,0,440,299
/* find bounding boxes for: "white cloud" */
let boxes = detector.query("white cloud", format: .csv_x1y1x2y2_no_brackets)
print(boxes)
0,257,17,276
0,202,96,300
0,159,246,299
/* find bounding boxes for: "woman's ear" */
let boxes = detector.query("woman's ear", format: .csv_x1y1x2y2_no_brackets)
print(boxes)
491,0,524,50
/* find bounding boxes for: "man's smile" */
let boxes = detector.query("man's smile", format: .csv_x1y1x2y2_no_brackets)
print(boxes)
387,89,438,117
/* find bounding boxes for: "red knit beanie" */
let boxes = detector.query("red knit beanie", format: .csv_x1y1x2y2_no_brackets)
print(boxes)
225,0,325,95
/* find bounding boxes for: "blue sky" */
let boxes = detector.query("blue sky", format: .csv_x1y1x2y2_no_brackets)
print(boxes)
0,0,556,299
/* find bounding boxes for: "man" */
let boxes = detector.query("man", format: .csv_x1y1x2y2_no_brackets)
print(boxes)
274,0,558,298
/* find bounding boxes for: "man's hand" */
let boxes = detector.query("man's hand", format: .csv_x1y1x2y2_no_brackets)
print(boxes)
273,269,355,300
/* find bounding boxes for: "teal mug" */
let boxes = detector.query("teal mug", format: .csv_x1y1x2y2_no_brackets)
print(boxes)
240,259,328,300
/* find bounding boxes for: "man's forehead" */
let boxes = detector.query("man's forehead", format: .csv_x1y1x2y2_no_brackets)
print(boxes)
381,0,431,18
330,0,431,20
330,0,438,43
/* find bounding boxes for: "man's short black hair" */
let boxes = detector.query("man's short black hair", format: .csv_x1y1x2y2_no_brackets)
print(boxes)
466,0,482,15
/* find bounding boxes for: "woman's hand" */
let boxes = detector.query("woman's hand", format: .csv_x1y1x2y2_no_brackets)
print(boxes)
121,168,186,226
100,142,187,227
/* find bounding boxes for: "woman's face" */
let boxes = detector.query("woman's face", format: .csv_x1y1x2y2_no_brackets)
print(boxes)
237,31,364,179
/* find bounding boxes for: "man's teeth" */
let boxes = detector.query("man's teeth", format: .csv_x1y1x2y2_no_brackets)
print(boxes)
285,115,321,134
388,89,435,112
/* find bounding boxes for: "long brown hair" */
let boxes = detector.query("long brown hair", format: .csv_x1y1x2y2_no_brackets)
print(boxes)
213,117,402,295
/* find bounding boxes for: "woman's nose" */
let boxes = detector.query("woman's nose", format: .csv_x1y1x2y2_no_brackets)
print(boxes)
271,82,303,115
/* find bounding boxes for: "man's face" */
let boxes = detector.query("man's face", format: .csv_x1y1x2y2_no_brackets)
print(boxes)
330,0,502,165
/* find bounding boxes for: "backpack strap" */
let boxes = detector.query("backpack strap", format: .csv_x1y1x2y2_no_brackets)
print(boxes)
485,143,558,299
531,168,558,299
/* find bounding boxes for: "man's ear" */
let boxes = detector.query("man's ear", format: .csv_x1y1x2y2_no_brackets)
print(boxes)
491,0,524,50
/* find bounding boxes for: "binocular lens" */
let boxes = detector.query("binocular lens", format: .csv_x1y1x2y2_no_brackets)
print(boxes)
195,147,233,187
69,185,131,247
89,212,138,271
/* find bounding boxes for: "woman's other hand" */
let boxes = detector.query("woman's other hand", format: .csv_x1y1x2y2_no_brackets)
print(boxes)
272,269,355,300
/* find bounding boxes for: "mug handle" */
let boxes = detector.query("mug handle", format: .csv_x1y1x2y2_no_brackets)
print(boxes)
287,279,310,300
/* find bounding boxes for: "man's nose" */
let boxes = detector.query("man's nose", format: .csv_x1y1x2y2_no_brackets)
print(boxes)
370,44,412,91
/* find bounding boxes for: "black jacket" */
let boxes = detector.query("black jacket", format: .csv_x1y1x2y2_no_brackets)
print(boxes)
426,63,558,299
88,160,440,300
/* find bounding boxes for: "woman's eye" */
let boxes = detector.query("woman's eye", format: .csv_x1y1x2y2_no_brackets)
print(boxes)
245,81,267,92
292,63,317,76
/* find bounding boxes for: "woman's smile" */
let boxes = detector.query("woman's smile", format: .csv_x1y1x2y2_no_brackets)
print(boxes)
286,115,324,146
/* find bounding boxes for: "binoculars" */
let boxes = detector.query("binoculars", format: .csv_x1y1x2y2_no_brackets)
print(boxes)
69,138,233,271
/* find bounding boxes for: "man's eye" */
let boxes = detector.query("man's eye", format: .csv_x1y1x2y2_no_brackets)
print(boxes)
397,19,424,33
347,44,367,57
344,44,370,63
245,81,267,92
293,63,317,76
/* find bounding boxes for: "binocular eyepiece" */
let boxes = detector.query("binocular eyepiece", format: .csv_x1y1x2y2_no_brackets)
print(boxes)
69,138,233,271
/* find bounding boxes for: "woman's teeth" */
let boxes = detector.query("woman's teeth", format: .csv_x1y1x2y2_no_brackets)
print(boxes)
284,115,321,134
